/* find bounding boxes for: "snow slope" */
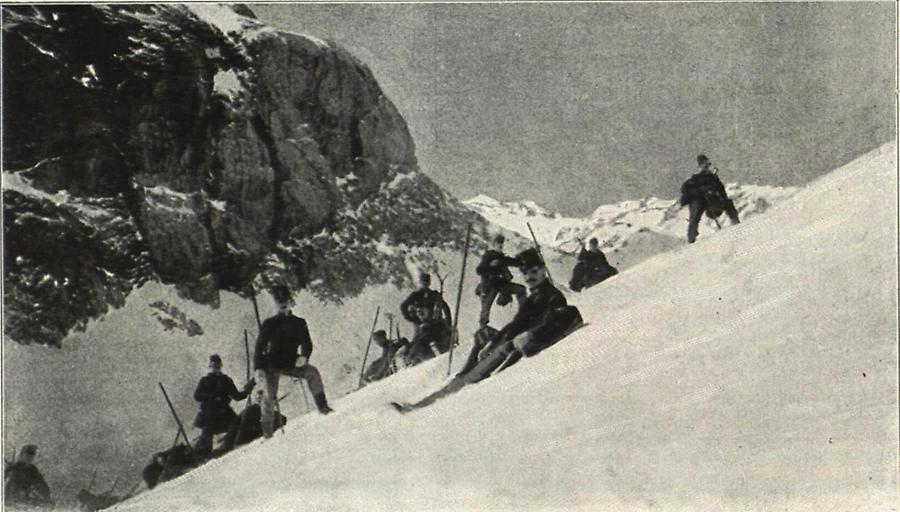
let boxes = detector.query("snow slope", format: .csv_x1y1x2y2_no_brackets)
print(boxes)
111,143,897,511
465,183,798,271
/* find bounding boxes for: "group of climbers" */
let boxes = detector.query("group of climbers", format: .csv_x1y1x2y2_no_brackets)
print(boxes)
6,153,740,506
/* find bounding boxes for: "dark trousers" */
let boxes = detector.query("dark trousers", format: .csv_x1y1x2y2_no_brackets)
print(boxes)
687,199,740,243
479,280,526,326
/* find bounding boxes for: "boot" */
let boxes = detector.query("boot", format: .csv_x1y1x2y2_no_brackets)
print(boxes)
313,393,333,415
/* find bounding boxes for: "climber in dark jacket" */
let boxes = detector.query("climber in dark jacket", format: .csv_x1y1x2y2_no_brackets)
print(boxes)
192,354,253,456
476,234,527,326
4,445,53,507
255,285,333,438
459,247,571,377
679,154,740,243
569,237,618,291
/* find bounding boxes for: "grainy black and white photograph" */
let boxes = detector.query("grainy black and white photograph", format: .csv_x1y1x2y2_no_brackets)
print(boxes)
1,2,897,511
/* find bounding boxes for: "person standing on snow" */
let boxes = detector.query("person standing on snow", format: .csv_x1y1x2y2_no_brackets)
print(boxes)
3,445,53,507
475,234,527,327
255,285,333,438
679,154,740,243
192,354,254,456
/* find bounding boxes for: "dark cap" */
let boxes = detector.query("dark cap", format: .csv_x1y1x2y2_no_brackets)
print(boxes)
22,445,37,455
271,285,292,305
492,234,505,244
209,354,222,365
697,154,710,165
373,329,387,338
516,248,544,270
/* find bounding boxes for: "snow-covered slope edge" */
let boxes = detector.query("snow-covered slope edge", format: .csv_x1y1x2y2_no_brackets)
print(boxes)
112,144,897,510
465,183,799,271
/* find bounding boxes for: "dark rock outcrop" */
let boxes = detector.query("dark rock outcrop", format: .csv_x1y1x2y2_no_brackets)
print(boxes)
2,4,483,346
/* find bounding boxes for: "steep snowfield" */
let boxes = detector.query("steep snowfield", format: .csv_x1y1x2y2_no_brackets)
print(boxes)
110,143,897,511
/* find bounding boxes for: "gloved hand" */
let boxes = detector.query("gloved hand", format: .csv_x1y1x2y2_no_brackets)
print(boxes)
295,356,308,367
243,379,256,393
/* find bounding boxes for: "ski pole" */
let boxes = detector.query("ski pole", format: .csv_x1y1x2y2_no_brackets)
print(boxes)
249,284,262,328
234,330,254,443
158,383,191,448
527,222,554,285
448,223,472,376
358,306,381,388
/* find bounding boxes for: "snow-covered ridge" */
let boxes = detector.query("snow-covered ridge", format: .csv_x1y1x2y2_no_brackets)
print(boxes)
465,182,799,269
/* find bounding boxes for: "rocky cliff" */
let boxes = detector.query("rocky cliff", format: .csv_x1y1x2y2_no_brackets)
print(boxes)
2,4,483,347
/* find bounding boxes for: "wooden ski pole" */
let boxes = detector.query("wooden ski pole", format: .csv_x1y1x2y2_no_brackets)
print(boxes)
527,222,554,285
234,329,254,443
448,223,472,376
158,383,191,448
358,306,381,388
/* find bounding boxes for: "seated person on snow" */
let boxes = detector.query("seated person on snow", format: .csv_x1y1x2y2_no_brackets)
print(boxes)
398,248,583,412
233,389,287,447
400,272,452,338
460,247,582,379
475,234,527,327
569,237,618,292
397,304,450,367
363,330,409,383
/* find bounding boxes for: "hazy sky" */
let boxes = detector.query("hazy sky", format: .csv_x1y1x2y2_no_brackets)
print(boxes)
254,3,895,216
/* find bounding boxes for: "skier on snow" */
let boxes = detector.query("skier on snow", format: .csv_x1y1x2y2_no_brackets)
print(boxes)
3,445,53,508
192,354,254,456
569,237,618,292
679,154,740,243
475,234,526,327
255,285,333,437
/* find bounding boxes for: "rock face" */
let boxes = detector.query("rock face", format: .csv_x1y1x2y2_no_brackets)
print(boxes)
2,4,483,347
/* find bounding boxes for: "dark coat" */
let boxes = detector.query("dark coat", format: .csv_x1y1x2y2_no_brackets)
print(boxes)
4,462,52,506
255,313,313,370
570,248,618,291
234,404,286,446
476,250,518,290
680,170,729,209
498,279,567,343
400,288,451,325
192,373,246,431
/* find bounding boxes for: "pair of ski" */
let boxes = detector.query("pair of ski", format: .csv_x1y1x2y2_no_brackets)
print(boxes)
389,321,589,414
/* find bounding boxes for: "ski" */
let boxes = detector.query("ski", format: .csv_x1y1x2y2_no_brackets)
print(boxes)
388,320,589,414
